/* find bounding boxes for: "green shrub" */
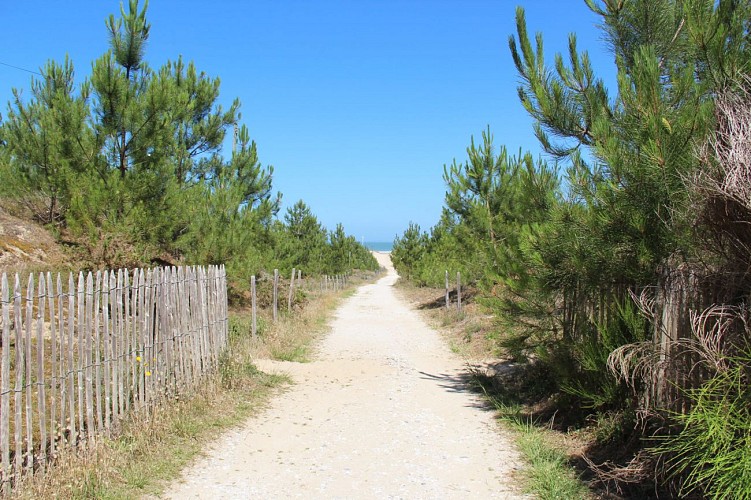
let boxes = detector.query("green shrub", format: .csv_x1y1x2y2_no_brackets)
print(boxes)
657,345,751,499
559,299,648,413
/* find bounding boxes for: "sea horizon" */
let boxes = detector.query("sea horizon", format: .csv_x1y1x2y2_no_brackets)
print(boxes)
364,241,393,252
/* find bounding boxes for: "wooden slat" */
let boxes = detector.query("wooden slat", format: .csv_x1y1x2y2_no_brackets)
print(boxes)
24,274,34,473
171,267,181,392
188,266,197,384
194,268,204,370
94,271,103,433
456,272,462,312
46,273,57,458
202,267,210,368
273,269,279,322
66,273,76,447
13,275,22,473
207,266,216,367
133,269,142,409
445,270,449,309
110,271,123,420
83,273,94,442
102,272,111,433
206,267,213,367
125,269,132,414
176,267,186,389
162,268,173,394
288,268,295,312
56,274,65,446
251,276,257,339
36,274,47,469
153,268,162,401
223,266,228,347
76,272,85,442
1,274,10,490
162,268,170,394
199,267,209,369
145,269,154,407
187,268,198,388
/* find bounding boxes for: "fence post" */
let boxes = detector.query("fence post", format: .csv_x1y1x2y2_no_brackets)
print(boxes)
288,268,296,312
456,272,462,312
251,276,257,339
13,275,22,473
66,273,76,447
445,270,450,310
272,269,279,322
36,274,48,468
24,275,34,470
1,274,9,491
84,272,96,444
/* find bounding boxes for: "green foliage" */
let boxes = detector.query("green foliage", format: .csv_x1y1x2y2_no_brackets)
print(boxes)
558,299,649,411
228,314,268,341
513,422,590,500
277,200,328,273
391,214,483,287
1,56,94,223
471,369,589,499
391,222,427,281
325,223,378,274
656,343,751,499
176,123,278,279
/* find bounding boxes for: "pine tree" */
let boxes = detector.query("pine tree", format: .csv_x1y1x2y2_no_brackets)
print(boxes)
1,57,93,223
279,200,328,272
508,1,750,298
97,0,152,179
391,222,428,280
157,56,238,184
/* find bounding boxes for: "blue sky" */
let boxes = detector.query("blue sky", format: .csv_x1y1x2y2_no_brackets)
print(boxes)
1,1,615,242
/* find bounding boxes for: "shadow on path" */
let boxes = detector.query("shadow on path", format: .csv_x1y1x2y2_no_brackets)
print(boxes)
417,369,496,412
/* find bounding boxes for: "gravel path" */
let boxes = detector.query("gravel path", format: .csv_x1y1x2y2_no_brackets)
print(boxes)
161,253,526,499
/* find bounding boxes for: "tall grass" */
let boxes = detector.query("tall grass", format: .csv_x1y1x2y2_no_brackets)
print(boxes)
473,378,590,500
655,344,751,499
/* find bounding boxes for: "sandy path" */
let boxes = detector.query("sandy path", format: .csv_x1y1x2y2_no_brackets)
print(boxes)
161,253,526,499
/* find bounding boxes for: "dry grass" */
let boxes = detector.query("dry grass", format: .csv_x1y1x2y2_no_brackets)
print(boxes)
248,276,368,363
249,293,341,363
393,279,500,361
11,272,375,499
16,374,283,499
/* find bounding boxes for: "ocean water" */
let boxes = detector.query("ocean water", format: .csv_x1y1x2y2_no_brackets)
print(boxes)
364,241,393,252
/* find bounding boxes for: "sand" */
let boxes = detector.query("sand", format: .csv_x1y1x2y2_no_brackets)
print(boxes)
160,252,526,499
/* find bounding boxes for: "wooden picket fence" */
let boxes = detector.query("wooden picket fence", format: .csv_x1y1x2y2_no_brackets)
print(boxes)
0,265,228,491
250,269,350,338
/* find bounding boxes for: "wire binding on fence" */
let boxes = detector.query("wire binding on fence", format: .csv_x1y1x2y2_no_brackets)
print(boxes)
0,265,228,491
